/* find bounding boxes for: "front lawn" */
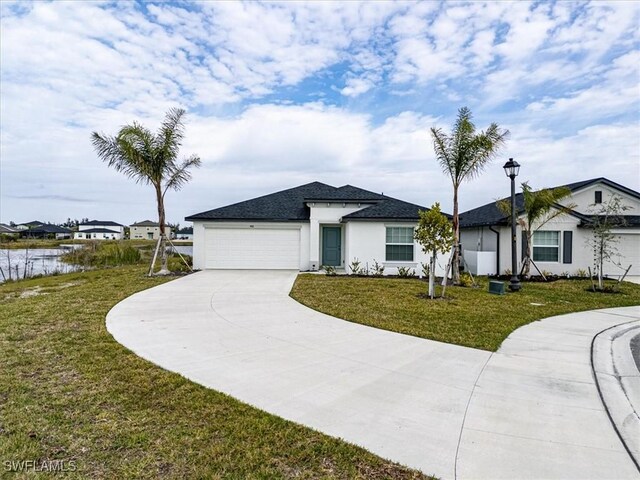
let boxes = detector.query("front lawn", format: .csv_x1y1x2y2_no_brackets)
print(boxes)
290,275,640,351
0,267,428,479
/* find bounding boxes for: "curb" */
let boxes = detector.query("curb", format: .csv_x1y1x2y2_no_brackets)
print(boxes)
592,320,640,471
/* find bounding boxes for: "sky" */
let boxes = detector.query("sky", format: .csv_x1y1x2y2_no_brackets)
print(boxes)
1,0,639,227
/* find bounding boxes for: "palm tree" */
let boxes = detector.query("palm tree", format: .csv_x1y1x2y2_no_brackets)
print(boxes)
91,108,201,275
431,107,509,283
497,182,575,277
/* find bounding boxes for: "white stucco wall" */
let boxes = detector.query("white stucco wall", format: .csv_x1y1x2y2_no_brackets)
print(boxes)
560,182,640,214
307,203,371,268
73,231,122,240
346,221,445,277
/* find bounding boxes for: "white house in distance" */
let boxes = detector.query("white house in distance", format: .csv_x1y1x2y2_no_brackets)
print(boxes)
74,220,124,240
130,220,172,240
459,178,640,277
186,182,445,275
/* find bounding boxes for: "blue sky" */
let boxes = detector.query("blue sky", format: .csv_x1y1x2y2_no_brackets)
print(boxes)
1,0,639,226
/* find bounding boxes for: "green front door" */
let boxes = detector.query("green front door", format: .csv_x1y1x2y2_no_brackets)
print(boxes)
322,227,341,267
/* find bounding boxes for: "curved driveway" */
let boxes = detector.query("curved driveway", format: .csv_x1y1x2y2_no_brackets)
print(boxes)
107,271,639,479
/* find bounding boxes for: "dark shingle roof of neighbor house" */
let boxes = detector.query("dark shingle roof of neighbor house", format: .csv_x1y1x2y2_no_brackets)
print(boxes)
19,220,44,228
27,224,72,234
131,220,159,227
459,177,640,228
185,182,435,222
176,227,193,234
80,228,121,234
80,220,124,227
0,223,19,233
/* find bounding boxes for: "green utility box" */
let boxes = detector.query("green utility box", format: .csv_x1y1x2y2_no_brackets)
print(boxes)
489,280,505,295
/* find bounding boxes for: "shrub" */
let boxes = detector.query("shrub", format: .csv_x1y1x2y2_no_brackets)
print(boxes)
349,258,362,275
322,265,336,276
575,268,588,278
421,262,430,278
371,260,385,277
459,272,473,287
396,266,415,278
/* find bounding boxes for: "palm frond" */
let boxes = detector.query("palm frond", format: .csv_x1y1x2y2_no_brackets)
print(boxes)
156,107,186,165
163,154,202,194
431,127,455,182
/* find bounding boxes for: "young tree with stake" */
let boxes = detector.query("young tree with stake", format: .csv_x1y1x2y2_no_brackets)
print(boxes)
414,203,454,299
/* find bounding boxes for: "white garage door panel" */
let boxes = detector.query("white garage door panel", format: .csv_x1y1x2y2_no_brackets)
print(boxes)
604,234,640,276
205,228,300,269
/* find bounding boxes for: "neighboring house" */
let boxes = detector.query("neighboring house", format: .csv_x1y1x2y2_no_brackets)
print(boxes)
175,227,193,240
15,220,44,231
0,223,20,236
130,220,172,240
459,178,640,277
22,224,72,239
186,182,445,275
74,220,124,240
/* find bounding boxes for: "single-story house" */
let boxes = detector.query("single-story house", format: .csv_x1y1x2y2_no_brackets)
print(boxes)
185,182,445,275
0,223,20,236
175,227,193,240
459,178,640,277
74,220,124,240
129,220,172,240
21,224,72,239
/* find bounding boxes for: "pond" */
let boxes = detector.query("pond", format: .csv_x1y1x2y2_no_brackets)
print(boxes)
0,245,84,283
0,244,194,283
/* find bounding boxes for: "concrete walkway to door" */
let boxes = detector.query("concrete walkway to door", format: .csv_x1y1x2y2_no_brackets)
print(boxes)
106,271,640,479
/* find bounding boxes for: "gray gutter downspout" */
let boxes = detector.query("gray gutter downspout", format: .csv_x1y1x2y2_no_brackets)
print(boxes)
489,226,500,275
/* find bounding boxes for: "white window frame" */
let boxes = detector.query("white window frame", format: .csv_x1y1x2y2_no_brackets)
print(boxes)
532,230,560,263
385,226,415,262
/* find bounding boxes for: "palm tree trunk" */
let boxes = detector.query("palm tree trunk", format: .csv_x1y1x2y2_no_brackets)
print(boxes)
523,230,532,277
155,184,169,274
452,185,460,284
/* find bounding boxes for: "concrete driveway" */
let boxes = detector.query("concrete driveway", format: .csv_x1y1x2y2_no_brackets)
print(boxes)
107,271,639,479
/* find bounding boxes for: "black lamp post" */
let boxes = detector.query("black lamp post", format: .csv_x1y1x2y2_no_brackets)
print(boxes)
503,158,521,292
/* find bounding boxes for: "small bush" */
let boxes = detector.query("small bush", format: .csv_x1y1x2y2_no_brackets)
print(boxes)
371,260,385,277
421,262,430,278
575,268,588,278
349,258,362,275
396,266,415,278
322,265,336,276
459,272,473,287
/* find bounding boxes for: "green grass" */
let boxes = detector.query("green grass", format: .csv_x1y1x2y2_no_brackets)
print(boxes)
0,267,429,479
290,275,640,351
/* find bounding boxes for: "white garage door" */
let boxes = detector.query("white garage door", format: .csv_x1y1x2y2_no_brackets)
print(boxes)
204,227,300,269
604,233,640,276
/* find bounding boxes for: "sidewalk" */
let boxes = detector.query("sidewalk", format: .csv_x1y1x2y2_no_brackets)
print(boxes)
457,306,640,480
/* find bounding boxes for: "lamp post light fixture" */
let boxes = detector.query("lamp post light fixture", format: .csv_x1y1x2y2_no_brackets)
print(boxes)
503,158,521,292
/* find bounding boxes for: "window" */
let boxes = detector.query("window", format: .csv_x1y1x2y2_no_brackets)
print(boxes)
385,227,414,261
532,231,559,262
595,190,602,204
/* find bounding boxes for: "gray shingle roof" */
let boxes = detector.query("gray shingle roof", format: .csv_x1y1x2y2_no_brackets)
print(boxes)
27,224,72,234
79,228,121,234
80,220,124,227
131,220,159,227
460,177,640,228
185,182,436,222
